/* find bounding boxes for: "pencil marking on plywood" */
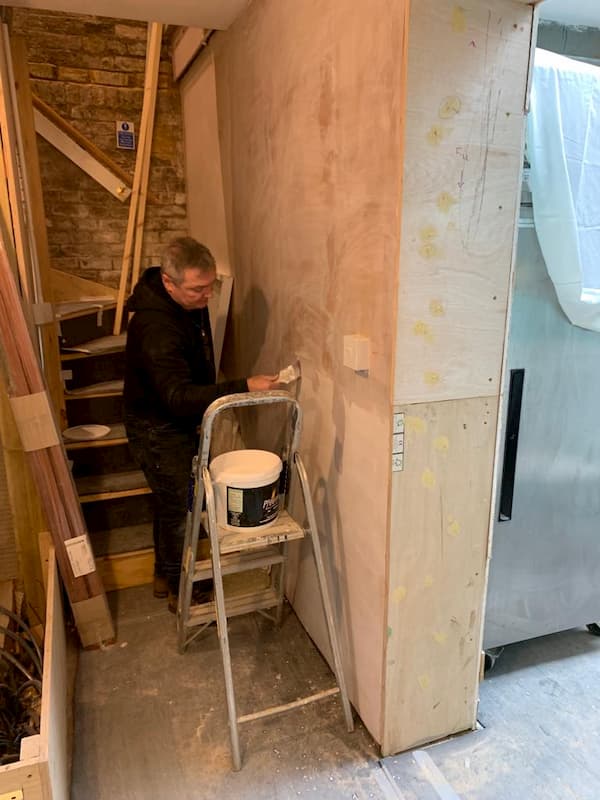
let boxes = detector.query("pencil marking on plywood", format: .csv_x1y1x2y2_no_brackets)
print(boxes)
422,469,436,489
448,517,461,537
434,436,450,453
413,321,434,343
424,371,441,386
429,300,445,317
452,6,467,32
392,586,407,604
439,97,462,119
417,674,431,690
405,416,427,435
437,192,457,214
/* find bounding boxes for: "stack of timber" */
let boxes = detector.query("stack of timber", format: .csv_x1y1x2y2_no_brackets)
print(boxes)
0,243,114,648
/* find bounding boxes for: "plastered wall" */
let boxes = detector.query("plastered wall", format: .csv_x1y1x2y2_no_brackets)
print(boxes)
384,0,534,754
180,0,407,741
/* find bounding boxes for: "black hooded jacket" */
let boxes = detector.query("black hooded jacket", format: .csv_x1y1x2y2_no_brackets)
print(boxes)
124,267,247,432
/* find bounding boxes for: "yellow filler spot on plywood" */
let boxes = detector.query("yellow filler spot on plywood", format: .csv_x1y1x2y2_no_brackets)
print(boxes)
448,517,461,537
429,299,445,317
427,124,445,145
433,631,448,645
420,242,441,259
422,469,436,489
434,435,450,453
418,674,431,690
437,192,457,214
413,321,434,343
424,574,434,588
392,586,407,603
420,225,438,242
439,96,462,119
424,371,441,385
452,6,467,33
405,416,427,435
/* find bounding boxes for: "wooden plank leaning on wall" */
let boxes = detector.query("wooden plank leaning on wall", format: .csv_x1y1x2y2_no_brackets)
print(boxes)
9,33,65,428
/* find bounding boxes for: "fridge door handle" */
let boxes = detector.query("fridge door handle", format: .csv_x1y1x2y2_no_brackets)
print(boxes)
498,368,525,522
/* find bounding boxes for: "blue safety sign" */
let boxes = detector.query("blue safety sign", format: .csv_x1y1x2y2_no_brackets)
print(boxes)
116,120,135,150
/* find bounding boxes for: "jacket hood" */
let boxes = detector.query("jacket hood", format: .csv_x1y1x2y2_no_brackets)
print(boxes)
126,266,180,316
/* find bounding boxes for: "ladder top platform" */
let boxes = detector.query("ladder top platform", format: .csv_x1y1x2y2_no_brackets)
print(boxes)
218,510,305,555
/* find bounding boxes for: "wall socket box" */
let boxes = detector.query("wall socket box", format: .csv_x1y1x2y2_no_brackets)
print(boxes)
392,412,404,472
343,334,370,372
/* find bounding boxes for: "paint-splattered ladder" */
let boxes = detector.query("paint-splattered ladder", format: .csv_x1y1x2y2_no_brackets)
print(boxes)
176,390,354,770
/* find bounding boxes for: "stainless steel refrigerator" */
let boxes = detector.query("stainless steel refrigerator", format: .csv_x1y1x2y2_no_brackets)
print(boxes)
484,224,600,649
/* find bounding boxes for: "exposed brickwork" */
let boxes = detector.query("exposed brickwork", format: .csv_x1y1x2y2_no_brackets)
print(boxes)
10,10,188,288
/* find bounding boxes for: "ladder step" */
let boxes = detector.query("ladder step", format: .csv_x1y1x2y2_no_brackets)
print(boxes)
218,510,305,554
237,687,341,724
193,546,284,581
185,587,279,628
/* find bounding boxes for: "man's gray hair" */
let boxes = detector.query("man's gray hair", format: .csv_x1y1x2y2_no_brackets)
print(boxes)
161,237,216,283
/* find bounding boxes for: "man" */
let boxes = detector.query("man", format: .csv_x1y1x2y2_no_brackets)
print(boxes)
124,236,279,610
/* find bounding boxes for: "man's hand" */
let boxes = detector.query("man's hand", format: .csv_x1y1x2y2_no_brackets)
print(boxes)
247,374,281,392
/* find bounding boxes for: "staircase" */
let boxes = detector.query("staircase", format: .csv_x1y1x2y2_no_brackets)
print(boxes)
57,292,155,592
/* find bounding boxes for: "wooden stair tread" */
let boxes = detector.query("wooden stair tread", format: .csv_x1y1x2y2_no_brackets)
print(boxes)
91,523,154,557
55,298,116,321
61,332,126,360
64,422,127,450
65,379,124,398
218,510,305,554
76,469,150,502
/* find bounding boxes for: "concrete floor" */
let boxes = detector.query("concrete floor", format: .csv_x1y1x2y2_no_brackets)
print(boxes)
72,587,600,799
383,626,600,799
71,586,391,799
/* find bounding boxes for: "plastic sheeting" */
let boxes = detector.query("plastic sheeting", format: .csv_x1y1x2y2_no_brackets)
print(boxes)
528,48,600,332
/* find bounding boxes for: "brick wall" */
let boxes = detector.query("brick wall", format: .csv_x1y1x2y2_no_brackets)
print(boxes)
10,10,188,288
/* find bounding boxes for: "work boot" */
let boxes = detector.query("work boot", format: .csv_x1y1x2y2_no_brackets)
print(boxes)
167,580,213,614
153,572,169,599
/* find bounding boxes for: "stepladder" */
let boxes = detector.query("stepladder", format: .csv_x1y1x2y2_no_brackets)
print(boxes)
176,390,354,770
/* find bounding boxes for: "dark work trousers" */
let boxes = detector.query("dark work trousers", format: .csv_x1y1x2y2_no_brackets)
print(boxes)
125,416,198,592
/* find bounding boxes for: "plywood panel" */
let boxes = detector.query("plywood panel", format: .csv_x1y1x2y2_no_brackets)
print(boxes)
383,396,498,754
193,0,408,741
393,0,533,405
180,54,231,276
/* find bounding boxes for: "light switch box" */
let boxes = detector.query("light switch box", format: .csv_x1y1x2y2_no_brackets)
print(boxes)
343,334,370,372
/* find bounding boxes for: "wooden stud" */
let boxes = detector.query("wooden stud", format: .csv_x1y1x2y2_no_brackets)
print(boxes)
32,93,134,199
34,109,131,202
113,22,163,335
10,33,66,427
0,27,33,306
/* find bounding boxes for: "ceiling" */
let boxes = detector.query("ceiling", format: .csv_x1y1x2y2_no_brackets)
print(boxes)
7,0,250,29
540,0,600,27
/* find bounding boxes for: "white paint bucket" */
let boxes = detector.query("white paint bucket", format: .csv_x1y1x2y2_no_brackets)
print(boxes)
209,449,283,531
